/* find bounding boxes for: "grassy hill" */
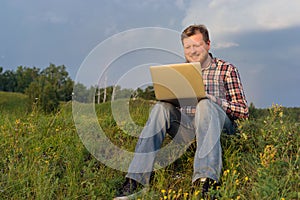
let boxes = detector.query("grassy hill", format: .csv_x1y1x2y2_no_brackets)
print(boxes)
0,91,29,113
0,93,299,199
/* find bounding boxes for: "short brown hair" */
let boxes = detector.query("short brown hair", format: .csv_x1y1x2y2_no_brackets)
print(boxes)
181,24,210,44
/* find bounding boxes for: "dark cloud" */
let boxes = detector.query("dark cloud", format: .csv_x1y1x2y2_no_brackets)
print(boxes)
214,27,300,107
0,0,186,77
0,0,299,107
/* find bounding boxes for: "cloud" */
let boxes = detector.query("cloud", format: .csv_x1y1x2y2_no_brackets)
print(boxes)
213,42,239,49
25,11,69,25
182,0,300,48
175,0,187,10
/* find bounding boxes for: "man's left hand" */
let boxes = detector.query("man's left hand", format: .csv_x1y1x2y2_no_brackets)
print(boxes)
206,94,217,103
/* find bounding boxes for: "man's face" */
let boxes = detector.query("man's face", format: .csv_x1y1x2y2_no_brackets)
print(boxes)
182,32,210,63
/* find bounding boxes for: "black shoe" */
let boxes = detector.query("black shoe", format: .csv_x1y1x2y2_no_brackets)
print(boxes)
114,178,144,200
193,178,219,199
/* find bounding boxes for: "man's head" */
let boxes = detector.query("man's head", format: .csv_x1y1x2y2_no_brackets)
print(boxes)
181,25,211,63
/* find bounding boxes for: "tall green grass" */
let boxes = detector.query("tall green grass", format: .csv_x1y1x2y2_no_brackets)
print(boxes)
0,93,299,199
0,91,29,115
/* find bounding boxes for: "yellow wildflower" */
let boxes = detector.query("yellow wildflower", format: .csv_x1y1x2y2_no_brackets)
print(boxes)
260,145,277,167
244,176,249,182
194,190,200,196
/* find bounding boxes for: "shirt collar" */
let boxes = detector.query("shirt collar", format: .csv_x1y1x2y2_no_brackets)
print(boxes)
202,53,217,70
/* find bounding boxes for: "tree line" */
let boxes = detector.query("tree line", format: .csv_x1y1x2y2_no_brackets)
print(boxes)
0,64,74,112
0,64,155,112
73,83,155,103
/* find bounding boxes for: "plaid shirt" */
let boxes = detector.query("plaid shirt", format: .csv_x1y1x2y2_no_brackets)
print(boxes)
180,55,249,120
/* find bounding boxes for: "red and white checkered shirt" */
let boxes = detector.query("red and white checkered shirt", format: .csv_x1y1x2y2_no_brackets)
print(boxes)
180,55,249,120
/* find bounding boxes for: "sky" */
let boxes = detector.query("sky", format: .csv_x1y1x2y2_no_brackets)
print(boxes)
1,0,300,108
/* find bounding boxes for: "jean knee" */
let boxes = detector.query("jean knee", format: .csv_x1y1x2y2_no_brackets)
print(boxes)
154,101,176,113
196,99,212,112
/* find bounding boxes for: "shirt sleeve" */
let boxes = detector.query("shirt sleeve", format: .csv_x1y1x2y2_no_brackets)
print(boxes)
216,66,249,120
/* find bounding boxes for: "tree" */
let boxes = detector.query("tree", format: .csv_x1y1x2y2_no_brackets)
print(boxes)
1,70,17,92
40,63,74,101
25,63,74,112
73,83,90,103
143,85,155,100
15,66,40,93
42,80,59,112
0,67,3,91
113,87,133,99
132,85,155,100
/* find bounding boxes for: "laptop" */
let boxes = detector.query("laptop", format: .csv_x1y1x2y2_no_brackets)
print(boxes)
149,62,207,107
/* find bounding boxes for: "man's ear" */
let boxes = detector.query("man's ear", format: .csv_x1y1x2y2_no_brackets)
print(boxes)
207,40,211,46
207,40,211,49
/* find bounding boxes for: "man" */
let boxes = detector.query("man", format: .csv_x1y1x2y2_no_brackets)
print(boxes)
114,24,248,199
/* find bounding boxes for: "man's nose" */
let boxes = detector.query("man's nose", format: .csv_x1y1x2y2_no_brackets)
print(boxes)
190,46,196,53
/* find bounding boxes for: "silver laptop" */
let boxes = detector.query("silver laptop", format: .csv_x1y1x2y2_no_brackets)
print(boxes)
149,62,206,107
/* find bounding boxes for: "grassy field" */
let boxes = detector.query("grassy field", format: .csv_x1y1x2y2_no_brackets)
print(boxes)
0,92,299,199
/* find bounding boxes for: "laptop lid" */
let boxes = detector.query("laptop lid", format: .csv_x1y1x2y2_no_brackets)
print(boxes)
150,62,206,106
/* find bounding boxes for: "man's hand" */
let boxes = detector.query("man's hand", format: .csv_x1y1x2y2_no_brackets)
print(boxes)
206,94,217,103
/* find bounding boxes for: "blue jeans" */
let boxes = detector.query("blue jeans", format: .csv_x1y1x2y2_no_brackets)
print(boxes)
126,99,234,185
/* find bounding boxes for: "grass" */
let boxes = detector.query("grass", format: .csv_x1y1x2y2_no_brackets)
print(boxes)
0,92,299,199
0,91,29,115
